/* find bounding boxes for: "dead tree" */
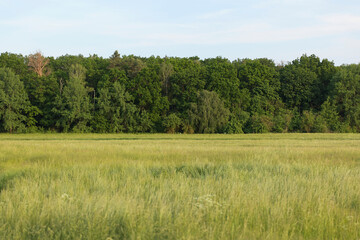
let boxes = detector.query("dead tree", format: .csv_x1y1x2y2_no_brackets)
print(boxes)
28,51,50,77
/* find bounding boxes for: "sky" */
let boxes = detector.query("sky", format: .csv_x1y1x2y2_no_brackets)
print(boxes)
0,0,360,65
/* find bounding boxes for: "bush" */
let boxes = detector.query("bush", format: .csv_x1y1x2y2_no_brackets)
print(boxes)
189,90,230,133
313,115,329,133
163,113,182,133
224,116,243,134
301,110,316,133
319,99,340,132
247,114,273,133
272,109,292,133
182,124,194,134
289,108,302,132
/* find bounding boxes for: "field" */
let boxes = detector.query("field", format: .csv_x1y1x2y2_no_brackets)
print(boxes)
0,134,359,239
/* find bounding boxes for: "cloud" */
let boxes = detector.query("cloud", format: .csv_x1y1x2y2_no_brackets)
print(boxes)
316,36,360,64
320,14,360,31
0,17,86,33
197,9,235,20
125,13,360,46
0,0,11,5
2,6,359,47
1,0,360,64
254,0,326,8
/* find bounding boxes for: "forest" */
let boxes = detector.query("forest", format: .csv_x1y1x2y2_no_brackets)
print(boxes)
0,51,359,133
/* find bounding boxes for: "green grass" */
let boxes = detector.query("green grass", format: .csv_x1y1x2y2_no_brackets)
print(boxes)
0,133,359,239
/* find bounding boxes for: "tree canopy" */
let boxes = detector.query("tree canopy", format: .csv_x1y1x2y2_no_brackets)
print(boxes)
1,51,359,133
0,68,30,133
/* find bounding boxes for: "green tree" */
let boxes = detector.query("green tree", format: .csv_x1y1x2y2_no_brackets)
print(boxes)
280,64,317,111
83,54,109,89
280,54,337,111
224,114,244,134
0,52,28,76
0,52,58,130
189,90,229,133
313,115,329,133
168,58,206,114
97,81,138,132
203,57,240,109
245,114,273,133
137,110,154,132
0,68,30,133
235,58,281,115
319,99,340,132
331,65,360,132
132,67,169,131
159,60,174,97
53,64,92,132
117,55,146,79
163,113,182,133
301,110,316,133
50,54,85,85
272,109,292,133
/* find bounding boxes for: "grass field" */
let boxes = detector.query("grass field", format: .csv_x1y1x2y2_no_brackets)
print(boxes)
0,134,359,239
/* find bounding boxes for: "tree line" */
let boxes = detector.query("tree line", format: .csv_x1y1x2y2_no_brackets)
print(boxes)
0,51,359,133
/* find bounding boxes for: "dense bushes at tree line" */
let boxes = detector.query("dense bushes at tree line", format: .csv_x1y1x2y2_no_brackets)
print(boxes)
0,51,359,133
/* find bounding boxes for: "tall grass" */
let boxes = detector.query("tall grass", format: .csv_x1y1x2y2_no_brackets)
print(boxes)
0,134,359,239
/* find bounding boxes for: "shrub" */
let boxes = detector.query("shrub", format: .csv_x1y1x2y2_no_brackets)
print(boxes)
163,113,182,133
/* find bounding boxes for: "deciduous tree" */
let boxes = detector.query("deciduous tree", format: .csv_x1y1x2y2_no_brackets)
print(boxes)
53,64,92,132
189,90,229,133
0,68,30,133
28,51,50,77
98,81,138,132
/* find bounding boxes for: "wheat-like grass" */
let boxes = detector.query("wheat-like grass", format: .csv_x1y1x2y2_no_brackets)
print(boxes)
0,133,359,239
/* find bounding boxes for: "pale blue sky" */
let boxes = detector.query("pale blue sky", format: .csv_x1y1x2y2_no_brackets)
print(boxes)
1,0,360,65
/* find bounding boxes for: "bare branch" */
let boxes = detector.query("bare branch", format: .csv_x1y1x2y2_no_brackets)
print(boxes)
28,51,50,77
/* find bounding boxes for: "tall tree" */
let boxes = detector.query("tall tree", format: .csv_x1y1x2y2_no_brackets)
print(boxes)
159,60,174,97
28,52,50,77
0,52,28,76
116,55,146,79
331,65,360,132
203,57,240,109
281,54,337,111
97,81,138,132
168,58,206,114
0,68,30,133
53,64,92,132
235,58,281,115
189,90,229,133
280,64,318,112
132,67,169,129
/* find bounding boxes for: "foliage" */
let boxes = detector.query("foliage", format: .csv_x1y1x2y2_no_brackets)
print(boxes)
280,64,318,111
280,54,337,112
189,90,230,133
0,68,30,133
319,99,340,132
163,113,182,133
53,64,92,132
203,57,240,109
159,60,174,97
167,58,206,115
0,52,359,133
245,114,273,133
301,110,316,133
235,58,280,115
97,81,138,133
224,115,244,134
272,109,293,133
330,65,360,132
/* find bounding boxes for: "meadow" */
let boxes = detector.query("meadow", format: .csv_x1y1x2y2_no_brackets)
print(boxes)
0,133,359,239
